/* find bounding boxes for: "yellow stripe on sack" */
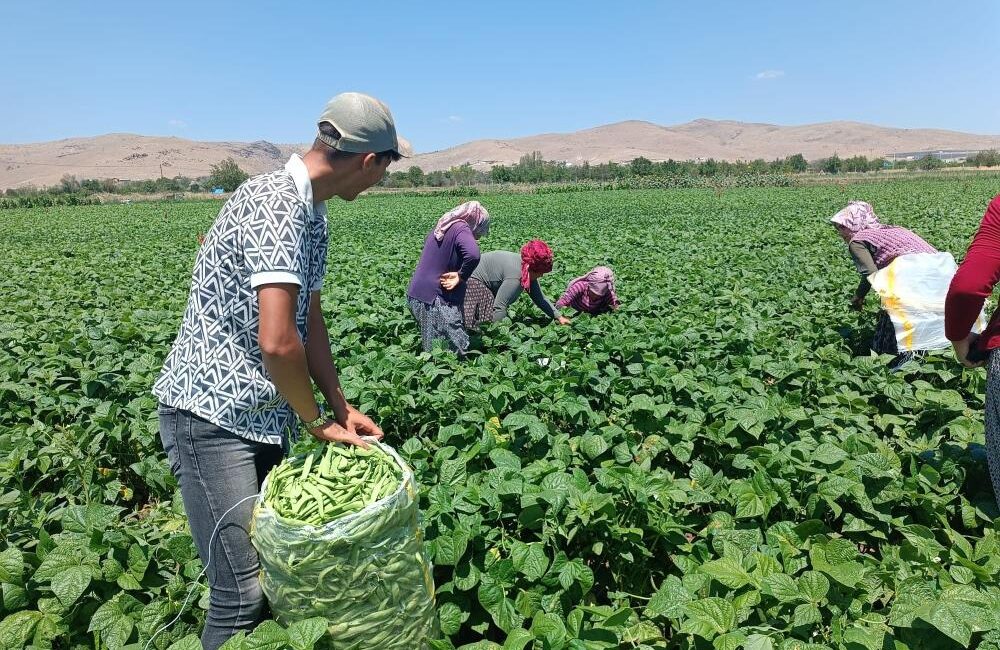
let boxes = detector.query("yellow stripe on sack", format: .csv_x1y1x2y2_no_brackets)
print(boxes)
881,261,915,351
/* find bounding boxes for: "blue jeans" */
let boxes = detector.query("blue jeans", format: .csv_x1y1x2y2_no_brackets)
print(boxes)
158,404,284,650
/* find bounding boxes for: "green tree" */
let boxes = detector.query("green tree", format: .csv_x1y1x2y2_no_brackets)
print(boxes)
843,156,870,173
208,158,249,192
821,154,843,174
970,150,999,167
697,159,719,176
918,154,943,170
449,164,476,186
406,166,425,187
426,170,447,187
490,165,514,183
784,154,808,173
58,175,81,194
630,157,653,176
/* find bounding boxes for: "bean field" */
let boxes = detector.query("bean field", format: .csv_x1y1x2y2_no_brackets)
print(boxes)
2,178,1000,649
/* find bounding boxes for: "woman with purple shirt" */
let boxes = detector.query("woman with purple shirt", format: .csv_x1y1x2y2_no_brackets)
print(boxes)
407,201,490,354
556,266,620,316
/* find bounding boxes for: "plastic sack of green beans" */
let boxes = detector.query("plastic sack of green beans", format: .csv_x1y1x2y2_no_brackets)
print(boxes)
251,440,437,649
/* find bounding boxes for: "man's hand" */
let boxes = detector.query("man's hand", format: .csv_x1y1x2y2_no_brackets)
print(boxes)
440,272,461,292
557,315,572,326
953,333,984,369
341,407,384,440
309,419,372,448
849,295,864,311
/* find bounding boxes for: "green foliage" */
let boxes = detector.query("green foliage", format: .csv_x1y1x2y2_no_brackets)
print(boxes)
630,157,654,176
208,157,249,192
786,154,809,173
919,155,945,171
0,192,102,209
2,178,1000,648
821,154,843,174
842,156,882,173
382,151,813,189
968,150,1000,168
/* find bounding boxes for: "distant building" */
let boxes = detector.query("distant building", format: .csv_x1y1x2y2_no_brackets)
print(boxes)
886,149,983,164
211,187,225,195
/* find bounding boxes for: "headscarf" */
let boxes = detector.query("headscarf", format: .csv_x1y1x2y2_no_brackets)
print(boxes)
434,200,490,241
568,266,620,307
830,201,882,235
520,240,553,290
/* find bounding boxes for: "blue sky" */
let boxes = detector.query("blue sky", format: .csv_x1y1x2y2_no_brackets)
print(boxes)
2,1,997,152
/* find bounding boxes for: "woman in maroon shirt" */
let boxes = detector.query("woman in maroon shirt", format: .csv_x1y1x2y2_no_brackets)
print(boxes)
945,195,1000,506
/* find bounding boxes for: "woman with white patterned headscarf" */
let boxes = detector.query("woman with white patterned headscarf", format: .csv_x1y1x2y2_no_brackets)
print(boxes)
406,201,490,354
830,201,937,367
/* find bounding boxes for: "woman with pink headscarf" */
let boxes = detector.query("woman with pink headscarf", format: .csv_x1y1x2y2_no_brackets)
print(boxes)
407,201,490,354
831,200,936,366
556,266,620,316
462,240,572,328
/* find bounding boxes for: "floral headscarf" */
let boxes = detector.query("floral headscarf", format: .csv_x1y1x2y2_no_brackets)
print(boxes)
830,201,882,235
434,201,490,241
568,266,619,307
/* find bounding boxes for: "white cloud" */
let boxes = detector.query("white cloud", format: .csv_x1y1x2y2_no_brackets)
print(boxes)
446,115,462,123
755,70,785,80
168,118,188,128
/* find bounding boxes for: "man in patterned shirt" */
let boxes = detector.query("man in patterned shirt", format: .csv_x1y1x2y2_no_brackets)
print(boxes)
153,92,403,648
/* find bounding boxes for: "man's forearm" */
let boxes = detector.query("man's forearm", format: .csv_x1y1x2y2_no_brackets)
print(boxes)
262,342,322,422
306,313,350,421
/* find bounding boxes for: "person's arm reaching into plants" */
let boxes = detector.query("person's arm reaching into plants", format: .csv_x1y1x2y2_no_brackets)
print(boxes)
848,241,877,310
528,278,570,325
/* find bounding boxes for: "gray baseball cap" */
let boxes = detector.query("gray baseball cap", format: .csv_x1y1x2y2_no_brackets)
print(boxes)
316,92,407,157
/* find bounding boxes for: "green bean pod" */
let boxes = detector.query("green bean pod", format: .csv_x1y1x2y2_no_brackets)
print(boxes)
252,440,437,649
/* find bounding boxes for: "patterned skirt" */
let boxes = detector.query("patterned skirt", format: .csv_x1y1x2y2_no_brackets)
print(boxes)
871,310,899,355
985,350,1000,508
408,297,469,354
462,277,495,329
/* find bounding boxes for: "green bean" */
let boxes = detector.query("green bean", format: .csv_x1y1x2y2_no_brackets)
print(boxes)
253,441,436,648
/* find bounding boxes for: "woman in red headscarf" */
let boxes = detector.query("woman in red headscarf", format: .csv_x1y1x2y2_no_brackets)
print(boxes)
454,240,572,328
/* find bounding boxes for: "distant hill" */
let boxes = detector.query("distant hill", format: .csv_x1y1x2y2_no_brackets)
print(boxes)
0,134,304,189
2,120,998,188
404,119,1000,172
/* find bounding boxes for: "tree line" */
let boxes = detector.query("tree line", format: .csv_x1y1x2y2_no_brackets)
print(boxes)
380,150,1000,188
2,158,249,200
4,150,998,206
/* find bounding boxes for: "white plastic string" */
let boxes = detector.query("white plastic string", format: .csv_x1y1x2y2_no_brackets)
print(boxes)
143,492,261,650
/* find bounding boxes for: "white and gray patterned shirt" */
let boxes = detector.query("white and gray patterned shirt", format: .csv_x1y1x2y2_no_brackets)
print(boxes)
153,155,328,445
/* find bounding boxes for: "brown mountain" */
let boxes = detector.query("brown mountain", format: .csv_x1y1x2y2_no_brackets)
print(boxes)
0,134,304,190
406,119,1000,171
2,120,998,189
